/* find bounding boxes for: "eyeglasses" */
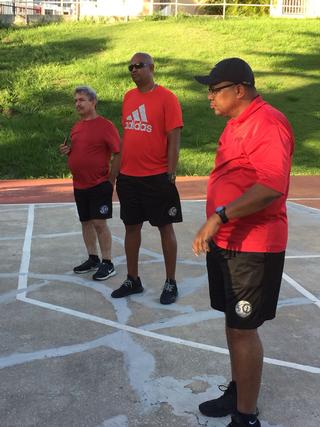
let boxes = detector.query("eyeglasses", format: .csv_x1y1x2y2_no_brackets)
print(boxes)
128,62,148,72
208,83,236,95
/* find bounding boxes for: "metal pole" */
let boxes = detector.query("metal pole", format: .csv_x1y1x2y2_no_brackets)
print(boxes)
76,0,80,20
175,0,178,16
149,0,153,16
222,0,226,19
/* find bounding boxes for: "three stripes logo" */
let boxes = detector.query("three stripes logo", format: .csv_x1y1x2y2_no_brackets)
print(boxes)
124,104,152,133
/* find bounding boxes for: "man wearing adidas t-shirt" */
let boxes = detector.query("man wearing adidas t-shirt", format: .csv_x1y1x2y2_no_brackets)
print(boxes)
112,52,183,304
59,86,120,281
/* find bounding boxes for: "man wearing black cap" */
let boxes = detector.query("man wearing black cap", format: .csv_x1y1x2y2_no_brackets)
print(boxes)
192,58,294,427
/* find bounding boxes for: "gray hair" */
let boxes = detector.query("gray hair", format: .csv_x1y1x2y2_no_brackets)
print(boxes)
74,86,97,101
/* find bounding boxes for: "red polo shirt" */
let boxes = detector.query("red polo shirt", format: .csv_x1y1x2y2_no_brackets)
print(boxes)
68,116,120,189
207,96,294,252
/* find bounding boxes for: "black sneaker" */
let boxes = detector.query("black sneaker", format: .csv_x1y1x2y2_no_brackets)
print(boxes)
227,413,261,427
160,279,178,305
111,276,144,298
73,258,100,274
92,261,116,281
199,381,236,417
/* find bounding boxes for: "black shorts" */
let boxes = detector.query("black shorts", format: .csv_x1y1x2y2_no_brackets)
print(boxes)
116,173,183,226
206,241,285,329
74,181,113,222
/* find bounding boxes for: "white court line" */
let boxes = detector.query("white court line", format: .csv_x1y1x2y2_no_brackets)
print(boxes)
283,272,320,309
288,197,320,200
288,201,320,213
286,255,320,259
18,296,320,374
17,204,34,299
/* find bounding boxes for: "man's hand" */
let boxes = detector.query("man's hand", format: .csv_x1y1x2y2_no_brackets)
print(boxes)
59,143,71,156
167,172,176,184
192,214,222,256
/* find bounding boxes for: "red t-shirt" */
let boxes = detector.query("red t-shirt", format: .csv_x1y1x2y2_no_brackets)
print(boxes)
68,116,120,189
120,85,183,176
207,96,295,252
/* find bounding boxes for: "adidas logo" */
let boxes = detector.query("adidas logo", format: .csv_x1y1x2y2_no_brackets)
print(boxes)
124,104,152,133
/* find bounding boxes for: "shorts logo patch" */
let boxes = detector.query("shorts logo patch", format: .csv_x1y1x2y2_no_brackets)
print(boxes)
99,205,109,215
168,206,177,217
235,300,252,318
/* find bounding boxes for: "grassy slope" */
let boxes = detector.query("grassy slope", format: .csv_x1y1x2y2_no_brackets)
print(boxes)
0,17,319,178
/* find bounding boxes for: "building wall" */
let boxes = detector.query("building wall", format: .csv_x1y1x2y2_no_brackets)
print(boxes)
270,0,320,17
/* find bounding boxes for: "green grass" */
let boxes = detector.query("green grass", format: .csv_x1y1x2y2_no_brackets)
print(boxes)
0,16,320,178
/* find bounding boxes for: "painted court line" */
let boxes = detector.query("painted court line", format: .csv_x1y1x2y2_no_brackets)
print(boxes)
17,204,34,299
17,295,320,375
14,202,320,376
283,272,320,309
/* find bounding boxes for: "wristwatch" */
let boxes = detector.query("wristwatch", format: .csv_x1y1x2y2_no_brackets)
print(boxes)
215,206,229,224
167,172,176,184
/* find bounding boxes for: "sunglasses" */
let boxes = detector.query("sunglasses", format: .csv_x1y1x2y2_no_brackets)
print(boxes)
208,83,236,95
128,62,148,72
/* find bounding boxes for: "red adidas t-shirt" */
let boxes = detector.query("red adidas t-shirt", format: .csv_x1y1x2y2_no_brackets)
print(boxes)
120,85,183,176
68,116,120,189
207,96,295,252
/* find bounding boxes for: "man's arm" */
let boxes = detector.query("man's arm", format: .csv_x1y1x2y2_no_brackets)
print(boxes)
192,183,282,255
167,127,181,182
109,152,120,186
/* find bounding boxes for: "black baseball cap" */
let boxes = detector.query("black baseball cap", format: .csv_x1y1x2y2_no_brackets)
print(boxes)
194,57,255,87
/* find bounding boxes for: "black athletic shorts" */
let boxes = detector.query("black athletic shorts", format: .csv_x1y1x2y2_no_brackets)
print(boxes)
116,173,183,226
206,241,285,329
74,181,113,222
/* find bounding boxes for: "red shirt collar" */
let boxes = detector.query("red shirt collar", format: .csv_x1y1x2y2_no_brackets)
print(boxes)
229,95,267,125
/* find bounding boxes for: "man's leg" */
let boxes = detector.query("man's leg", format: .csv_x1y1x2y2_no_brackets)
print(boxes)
158,223,177,280
158,223,178,304
81,220,98,256
73,220,100,274
125,223,143,279
91,218,117,281
92,219,111,260
110,223,144,297
226,326,263,414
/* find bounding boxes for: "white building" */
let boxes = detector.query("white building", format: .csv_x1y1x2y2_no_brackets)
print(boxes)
80,0,147,17
270,0,320,18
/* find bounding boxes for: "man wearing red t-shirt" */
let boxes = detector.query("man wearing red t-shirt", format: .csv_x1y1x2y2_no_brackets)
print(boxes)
59,86,120,281
112,52,183,304
192,58,294,427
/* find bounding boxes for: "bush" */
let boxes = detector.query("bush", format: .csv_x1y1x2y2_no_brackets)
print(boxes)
196,0,269,17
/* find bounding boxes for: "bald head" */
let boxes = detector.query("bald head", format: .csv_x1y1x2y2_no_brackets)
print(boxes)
131,52,154,66
129,52,155,90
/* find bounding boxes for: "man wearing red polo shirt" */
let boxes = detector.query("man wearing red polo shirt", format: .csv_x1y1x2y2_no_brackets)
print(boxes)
60,86,120,281
193,58,294,427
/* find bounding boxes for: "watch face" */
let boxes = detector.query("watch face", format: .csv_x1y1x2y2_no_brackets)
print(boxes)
216,206,224,213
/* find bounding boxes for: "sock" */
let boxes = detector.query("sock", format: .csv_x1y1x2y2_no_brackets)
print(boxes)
102,259,111,264
89,254,100,262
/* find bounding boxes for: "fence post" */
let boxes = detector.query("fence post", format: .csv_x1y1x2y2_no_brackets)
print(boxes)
175,0,178,16
222,0,226,19
76,0,80,20
149,0,154,15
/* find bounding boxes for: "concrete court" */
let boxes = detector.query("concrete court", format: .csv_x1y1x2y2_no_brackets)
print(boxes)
0,196,319,427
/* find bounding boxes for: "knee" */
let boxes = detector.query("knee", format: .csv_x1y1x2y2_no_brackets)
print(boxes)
227,327,258,343
125,224,142,236
92,220,107,234
158,224,175,239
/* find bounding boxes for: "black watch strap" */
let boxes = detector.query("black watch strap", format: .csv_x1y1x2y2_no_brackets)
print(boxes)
215,206,229,224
